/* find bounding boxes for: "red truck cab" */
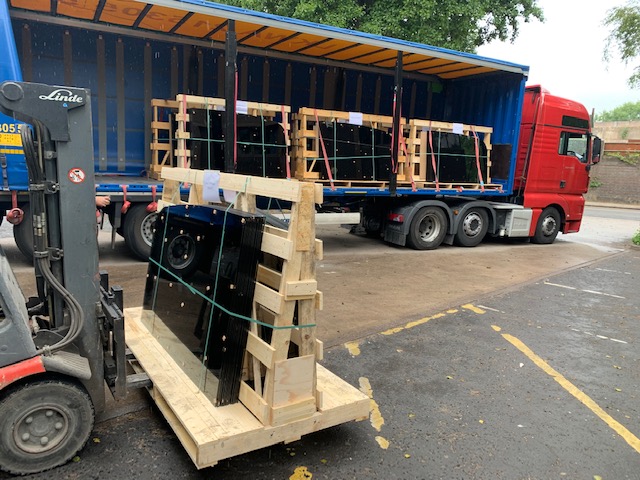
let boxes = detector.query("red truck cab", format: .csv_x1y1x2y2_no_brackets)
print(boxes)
515,85,601,239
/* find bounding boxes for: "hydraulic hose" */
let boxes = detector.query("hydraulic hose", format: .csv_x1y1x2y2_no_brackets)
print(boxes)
21,123,84,355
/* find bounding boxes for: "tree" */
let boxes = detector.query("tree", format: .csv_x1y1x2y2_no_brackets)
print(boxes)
596,101,640,121
222,0,544,52
604,0,640,88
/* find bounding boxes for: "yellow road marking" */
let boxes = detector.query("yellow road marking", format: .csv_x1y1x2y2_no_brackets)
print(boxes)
289,466,313,479
462,304,486,314
345,341,361,356
499,330,640,454
381,312,447,336
375,436,390,449
359,377,385,432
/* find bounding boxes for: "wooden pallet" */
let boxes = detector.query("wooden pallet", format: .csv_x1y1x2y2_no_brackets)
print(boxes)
125,168,369,468
291,107,406,182
404,119,493,185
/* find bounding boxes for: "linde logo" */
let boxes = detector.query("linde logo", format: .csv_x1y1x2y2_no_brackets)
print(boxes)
38,89,84,103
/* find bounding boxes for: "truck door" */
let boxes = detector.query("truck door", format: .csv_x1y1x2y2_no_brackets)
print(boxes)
557,129,590,195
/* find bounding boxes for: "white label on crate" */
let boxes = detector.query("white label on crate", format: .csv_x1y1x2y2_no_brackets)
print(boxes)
452,123,464,135
223,189,237,203
203,170,222,203
236,101,248,115
349,112,363,126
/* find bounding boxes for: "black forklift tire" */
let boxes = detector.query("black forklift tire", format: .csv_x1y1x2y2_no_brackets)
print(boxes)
454,208,489,247
122,204,158,261
531,206,561,244
406,206,447,250
0,379,94,475
13,203,34,260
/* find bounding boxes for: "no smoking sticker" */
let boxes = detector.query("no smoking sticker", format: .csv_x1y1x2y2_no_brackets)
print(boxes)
68,168,86,184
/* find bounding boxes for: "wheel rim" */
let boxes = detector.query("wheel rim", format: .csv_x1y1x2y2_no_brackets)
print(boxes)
462,212,484,237
167,234,197,270
540,215,557,237
13,404,70,454
139,212,158,248
418,213,441,242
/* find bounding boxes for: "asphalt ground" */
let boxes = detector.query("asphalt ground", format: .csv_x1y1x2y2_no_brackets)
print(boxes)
3,246,638,480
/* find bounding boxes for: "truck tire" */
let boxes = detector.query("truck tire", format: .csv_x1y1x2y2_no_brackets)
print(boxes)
454,208,489,247
160,228,203,280
13,204,34,260
0,379,94,475
406,206,447,250
122,204,158,261
531,207,560,244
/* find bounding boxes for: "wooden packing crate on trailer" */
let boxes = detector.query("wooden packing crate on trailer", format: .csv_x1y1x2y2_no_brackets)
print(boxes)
124,167,369,468
172,95,291,175
404,119,498,189
149,99,180,180
292,107,412,183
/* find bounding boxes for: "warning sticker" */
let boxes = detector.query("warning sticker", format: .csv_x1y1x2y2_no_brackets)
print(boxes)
0,133,22,147
68,168,86,184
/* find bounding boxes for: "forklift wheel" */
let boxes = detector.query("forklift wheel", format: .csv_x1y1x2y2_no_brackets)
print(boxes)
0,379,95,475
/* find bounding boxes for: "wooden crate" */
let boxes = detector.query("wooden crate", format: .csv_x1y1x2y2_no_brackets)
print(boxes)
292,107,410,183
125,168,369,468
404,119,497,189
149,99,180,180
173,95,291,175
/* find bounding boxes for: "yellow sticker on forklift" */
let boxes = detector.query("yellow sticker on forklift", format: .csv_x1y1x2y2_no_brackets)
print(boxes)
0,132,22,147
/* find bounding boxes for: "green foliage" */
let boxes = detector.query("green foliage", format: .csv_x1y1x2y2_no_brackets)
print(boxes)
608,152,640,165
589,178,603,188
604,0,640,88
621,127,630,139
632,228,640,245
596,101,640,121
221,0,544,52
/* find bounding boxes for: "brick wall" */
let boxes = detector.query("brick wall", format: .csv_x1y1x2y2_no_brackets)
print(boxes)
585,155,640,205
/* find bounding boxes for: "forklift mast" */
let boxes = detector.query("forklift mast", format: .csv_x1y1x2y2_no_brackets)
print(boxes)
0,82,128,475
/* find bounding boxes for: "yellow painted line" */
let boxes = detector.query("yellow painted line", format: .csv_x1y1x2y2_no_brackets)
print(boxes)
380,312,447,336
498,329,640,455
289,466,313,479
345,341,361,356
462,304,486,314
375,436,390,449
359,377,385,433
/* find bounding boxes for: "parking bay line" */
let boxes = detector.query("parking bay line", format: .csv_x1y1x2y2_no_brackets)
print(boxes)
492,325,640,454
543,281,626,299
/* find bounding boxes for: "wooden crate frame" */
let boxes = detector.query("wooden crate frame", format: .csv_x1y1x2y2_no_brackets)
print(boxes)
404,119,495,187
292,107,409,182
149,99,180,180
173,95,291,174
125,168,369,469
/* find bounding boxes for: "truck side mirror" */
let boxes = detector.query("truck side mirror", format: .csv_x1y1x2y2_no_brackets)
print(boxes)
591,136,602,164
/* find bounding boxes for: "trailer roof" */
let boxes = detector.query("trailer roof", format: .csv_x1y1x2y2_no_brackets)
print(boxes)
9,0,529,80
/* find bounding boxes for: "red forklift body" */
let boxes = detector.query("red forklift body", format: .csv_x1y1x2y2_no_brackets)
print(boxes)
516,85,593,235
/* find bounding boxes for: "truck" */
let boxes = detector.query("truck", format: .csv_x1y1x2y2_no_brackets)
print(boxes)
0,0,601,261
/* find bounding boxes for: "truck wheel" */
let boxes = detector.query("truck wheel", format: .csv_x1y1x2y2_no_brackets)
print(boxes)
0,379,94,475
122,204,158,261
531,207,560,244
160,228,203,280
406,206,447,250
454,208,489,247
13,204,34,260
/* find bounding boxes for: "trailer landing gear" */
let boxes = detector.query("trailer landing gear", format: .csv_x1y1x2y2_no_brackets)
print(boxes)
0,378,94,475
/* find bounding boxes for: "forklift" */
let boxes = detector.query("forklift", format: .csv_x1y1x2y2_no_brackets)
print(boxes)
0,81,130,475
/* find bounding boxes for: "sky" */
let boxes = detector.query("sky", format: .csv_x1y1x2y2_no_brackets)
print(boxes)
476,0,640,115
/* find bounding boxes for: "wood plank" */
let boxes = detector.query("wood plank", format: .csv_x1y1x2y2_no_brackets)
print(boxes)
253,283,284,315
284,280,318,299
246,331,275,369
261,231,293,261
161,168,303,203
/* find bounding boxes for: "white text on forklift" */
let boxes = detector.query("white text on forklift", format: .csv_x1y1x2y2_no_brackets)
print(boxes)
38,89,83,103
